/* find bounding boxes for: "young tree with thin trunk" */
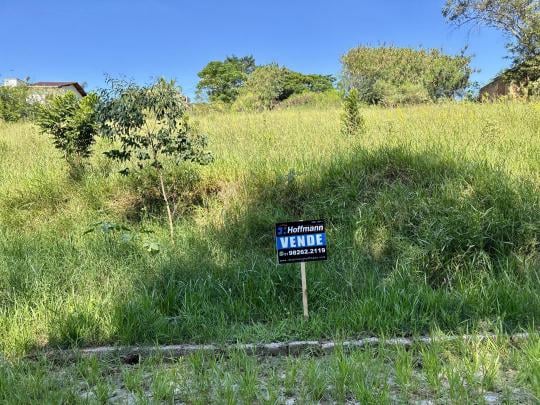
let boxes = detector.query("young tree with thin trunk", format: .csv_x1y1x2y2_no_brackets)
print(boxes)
97,77,213,242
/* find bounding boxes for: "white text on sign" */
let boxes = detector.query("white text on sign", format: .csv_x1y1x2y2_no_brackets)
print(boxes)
276,233,326,250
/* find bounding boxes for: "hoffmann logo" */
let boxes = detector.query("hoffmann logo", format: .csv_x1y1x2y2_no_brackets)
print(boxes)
276,224,324,236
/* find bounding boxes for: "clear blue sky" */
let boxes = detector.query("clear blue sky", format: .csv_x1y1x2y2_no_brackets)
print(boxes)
1,0,510,97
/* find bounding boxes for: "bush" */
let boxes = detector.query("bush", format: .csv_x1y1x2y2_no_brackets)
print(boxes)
275,90,342,109
232,64,335,111
341,46,472,104
113,164,218,221
0,85,36,122
36,92,98,176
341,88,365,136
372,81,431,106
232,64,287,111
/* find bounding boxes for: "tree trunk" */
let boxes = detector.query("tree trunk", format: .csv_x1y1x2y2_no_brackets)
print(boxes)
159,172,175,243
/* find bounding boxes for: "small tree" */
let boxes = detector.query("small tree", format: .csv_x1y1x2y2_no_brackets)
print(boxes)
36,92,98,175
97,78,213,241
341,88,365,136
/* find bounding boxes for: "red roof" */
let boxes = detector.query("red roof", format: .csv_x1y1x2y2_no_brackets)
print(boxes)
30,81,87,96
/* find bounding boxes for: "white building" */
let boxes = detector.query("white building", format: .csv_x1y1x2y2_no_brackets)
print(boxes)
3,78,26,87
1,78,87,102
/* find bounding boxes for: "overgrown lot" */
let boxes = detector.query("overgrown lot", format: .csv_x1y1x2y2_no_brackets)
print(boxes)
0,102,539,357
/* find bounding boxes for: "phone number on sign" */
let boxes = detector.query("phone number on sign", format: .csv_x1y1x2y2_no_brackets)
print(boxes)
285,247,326,256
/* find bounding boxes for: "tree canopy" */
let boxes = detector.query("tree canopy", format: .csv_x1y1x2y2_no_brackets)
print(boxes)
196,55,256,103
232,64,335,110
341,46,473,105
443,0,540,63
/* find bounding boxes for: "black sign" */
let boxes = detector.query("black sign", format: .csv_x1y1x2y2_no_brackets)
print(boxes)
275,220,327,264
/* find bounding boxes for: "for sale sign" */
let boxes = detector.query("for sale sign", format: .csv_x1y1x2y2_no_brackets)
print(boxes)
275,220,327,264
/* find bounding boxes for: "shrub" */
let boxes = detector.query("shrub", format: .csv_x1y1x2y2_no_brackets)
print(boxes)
0,85,36,122
232,64,287,111
35,92,98,176
233,64,335,111
341,88,365,136
276,90,342,109
112,164,219,221
372,81,431,106
341,46,472,104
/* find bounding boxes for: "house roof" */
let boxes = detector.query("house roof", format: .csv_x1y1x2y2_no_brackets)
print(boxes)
479,76,505,93
30,81,87,96
479,58,538,92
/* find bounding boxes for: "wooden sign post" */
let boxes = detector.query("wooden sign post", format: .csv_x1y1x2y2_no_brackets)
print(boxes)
300,261,308,319
275,220,327,319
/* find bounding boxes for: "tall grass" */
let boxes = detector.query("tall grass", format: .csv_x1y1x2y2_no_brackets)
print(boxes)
0,101,539,357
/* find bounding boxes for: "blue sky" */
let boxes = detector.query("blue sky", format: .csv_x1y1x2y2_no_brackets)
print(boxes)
1,0,509,97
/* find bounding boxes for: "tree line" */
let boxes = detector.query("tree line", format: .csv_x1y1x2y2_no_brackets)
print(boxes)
1,0,538,123
195,49,473,110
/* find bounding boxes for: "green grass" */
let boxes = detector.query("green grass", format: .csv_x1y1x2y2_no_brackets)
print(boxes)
0,101,539,358
1,335,538,403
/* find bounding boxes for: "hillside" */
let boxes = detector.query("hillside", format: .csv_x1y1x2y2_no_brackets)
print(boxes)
0,101,539,357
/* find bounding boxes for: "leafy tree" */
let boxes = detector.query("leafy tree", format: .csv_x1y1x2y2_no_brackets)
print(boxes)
281,71,335,97
341,46,472,104
36,92,98,176
341,88,365,136
234,64,287,110
0,84,36,122
97,77,213,241
443,0,540,64
196,55,256,103
233,64,335,110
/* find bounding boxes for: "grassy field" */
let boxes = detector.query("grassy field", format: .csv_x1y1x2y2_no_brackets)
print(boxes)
0,101,539,361
1,335,539,403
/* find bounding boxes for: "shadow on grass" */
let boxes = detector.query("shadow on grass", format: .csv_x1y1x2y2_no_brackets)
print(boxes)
48,147,540,347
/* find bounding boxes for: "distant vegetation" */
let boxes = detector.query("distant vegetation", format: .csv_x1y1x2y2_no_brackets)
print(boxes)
194,46,474,111
444,0,540,94
232,64,334,111
443,0,539,66
196,55,335,110
341,46,473,105
0,84,36,122
196,55,257,104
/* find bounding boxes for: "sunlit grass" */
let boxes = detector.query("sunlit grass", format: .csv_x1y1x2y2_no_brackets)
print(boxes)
0,101,539,358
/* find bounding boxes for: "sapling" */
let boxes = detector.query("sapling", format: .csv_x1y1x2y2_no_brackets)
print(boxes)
340,88,365,136
97,77,213,242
